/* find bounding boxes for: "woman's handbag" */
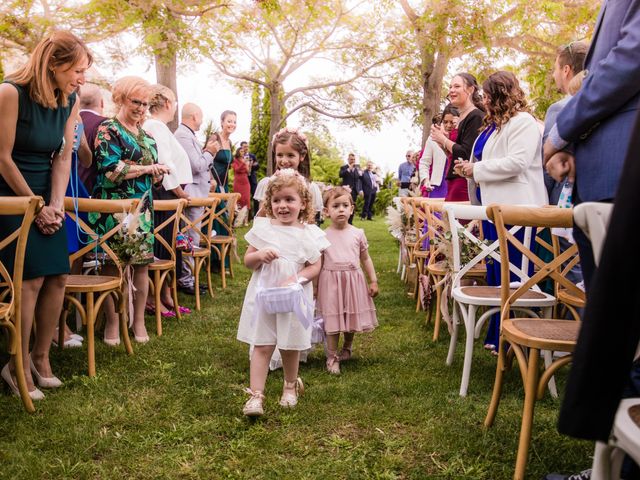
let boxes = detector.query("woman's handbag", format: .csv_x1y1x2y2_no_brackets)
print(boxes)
175,232,194,253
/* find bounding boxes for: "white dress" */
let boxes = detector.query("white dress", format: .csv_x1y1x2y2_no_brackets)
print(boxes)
143,118,193,190
237,217,330,350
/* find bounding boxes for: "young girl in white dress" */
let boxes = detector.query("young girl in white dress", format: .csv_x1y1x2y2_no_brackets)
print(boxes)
316,186,379,375
237,169,329,417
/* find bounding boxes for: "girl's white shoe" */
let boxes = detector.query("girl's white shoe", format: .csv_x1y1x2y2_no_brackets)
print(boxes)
243,389,265,417
279,377,304,408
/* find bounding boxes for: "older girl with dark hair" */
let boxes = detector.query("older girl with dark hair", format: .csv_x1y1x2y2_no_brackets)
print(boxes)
431,73,485,201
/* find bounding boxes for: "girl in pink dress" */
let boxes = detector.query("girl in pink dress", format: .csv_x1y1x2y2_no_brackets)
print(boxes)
316,186,379,375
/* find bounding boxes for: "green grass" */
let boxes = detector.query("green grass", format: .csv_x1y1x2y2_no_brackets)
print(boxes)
0,218,591,479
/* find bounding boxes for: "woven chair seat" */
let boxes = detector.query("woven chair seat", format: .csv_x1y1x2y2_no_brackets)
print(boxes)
503,318,579,351
149,259,174,270
184,246,209,258
558,288,586,308
201,235,233,246
460,286,547,300
629,404,640,428
414,249,431,259
65,274,120,293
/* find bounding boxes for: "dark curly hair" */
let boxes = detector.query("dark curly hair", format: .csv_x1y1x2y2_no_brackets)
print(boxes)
263,174,315,224
481,71,530,131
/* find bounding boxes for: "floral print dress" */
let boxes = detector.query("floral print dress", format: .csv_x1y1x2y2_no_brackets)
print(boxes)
90,118,158,265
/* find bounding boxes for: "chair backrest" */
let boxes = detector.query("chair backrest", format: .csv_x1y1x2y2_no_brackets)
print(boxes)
64,197,138,278
179,197,221,250
152,199,187,261
573,202,613,266
0,196,43,322
209,192,240,237
443,204,495,286
487,204,583,320
411,198,445,252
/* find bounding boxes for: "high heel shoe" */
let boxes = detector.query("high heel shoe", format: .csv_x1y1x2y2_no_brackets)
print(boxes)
29,355,62,389
279,377,304,408
103,335,121,347
1,364,45,400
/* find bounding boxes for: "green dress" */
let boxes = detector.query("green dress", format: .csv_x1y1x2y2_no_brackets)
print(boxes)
211,149,232,268
90,118,157,265
0,81,75,279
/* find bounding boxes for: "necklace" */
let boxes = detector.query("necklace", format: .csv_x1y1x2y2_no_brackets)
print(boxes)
457,104,474,120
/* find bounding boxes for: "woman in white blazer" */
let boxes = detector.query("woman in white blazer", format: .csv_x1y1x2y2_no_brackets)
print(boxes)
457,72,548,206
455,71,548,351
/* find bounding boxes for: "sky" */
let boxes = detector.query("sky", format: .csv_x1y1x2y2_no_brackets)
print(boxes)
93,52,421,177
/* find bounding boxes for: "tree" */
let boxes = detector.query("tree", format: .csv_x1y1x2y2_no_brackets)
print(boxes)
74,0,228,130
203,0,403,174
398,0,598,145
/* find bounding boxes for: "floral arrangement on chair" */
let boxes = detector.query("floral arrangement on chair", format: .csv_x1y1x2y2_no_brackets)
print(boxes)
111,200,152,265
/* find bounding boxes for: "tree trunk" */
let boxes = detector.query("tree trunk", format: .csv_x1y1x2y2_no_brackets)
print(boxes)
155,51,179,132
266,82,285,176
420,50,449,148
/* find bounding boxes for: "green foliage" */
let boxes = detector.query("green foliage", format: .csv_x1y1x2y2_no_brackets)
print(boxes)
306,130,343,185
249,83,270,182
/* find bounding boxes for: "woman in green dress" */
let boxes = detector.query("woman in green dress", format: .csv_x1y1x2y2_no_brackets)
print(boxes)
0,31,92,400
210,110,236,271
91,76,170,345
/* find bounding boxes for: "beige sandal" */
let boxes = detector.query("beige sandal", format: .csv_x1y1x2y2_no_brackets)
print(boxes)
279,377,304,407
326,353,341,375
243,388,265,417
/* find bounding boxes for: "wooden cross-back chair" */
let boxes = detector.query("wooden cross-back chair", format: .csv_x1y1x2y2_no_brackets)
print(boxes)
551,235,585,320
483,204,584,480
0,196,43,412
398,196,420,281
208,192,240,289
62,197,137,377
410,198,444,311
149,199,186,336
180,197,220,311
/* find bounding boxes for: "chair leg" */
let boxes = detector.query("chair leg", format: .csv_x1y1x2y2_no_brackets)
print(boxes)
459,304,478,397
59,300,69,349
117,291,133,355
220,247,227,289
591,441,613,479
86,293,96,377
205,258,214,298
485,335,508,428
433,281,443,342
542,350,558,399
171,271,181,321
446,302,460,366
11,332,35,413
513,347,540,480
194,258,202,311
154,270,162,336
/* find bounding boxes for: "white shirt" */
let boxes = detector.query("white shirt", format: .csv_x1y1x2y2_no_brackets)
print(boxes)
143,118,193,190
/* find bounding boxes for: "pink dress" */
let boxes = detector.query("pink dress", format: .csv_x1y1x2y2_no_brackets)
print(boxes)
316,226,378,334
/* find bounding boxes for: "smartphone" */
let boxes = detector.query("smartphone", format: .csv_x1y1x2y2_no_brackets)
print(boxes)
73,122,84,151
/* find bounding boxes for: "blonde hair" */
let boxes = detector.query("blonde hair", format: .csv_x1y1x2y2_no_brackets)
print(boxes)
567,70,586,96
263,174,315,223
322,186,354,207
148,84,176,114
111,76,152,108
7,30,93,109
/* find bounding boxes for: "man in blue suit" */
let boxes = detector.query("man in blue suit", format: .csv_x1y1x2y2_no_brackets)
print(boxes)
360,161,377,220
543,0,640,288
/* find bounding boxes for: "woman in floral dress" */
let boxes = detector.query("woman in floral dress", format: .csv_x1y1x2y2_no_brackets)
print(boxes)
90,76,170,345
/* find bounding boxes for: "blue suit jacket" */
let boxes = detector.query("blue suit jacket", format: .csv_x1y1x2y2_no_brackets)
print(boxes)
555,0,640,202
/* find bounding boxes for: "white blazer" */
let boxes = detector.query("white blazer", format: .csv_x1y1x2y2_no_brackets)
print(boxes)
468,112,548,206
419,138,447,187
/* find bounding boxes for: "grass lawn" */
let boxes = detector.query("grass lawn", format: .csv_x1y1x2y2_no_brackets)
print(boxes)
0,217,592,479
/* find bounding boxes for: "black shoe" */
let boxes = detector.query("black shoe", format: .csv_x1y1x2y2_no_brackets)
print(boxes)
543,469,591,480
178,285,207,295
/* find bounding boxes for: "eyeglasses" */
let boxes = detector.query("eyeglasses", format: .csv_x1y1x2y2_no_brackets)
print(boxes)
128,98,149,109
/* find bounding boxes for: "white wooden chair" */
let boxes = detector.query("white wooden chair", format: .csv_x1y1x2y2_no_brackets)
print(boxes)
444,203,558,397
